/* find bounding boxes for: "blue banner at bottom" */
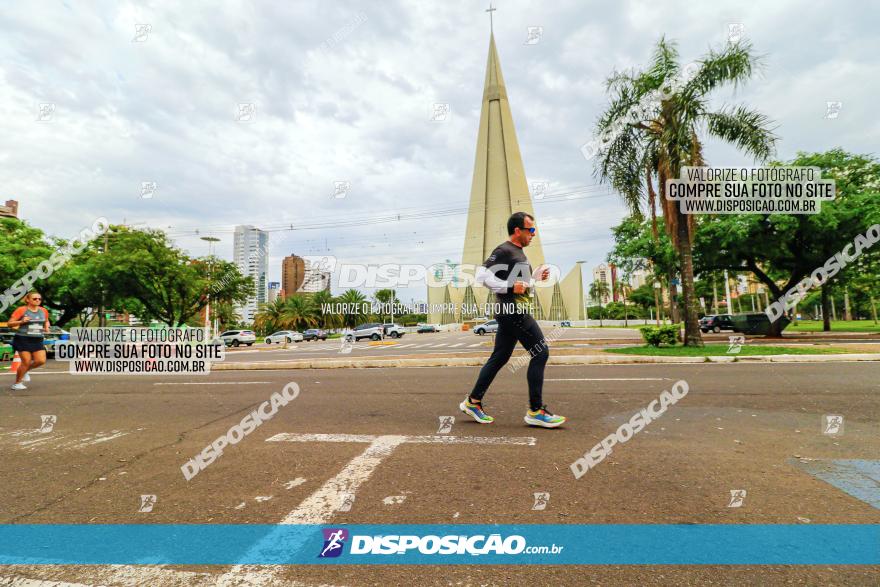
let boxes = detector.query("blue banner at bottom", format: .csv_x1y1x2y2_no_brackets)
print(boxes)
0,524,877,565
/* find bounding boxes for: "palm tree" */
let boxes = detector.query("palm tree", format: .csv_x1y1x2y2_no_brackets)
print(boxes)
281,294,319,331
337,289,369,328
589,281,610,327
310,289,342,330
254,298,287,335
595,37,777,346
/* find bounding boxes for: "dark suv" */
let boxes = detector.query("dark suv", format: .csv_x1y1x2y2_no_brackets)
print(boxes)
303,328,328,341
699,314,735,333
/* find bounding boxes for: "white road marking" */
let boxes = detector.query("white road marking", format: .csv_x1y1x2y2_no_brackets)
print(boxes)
284,477,307,489
432,343,448,347
448,343,465,348
266,433,537,446
153,381,271,386
383,495,407,505
69,431,128,447
469,343,482,347
6,431,535,586
254,496,272,502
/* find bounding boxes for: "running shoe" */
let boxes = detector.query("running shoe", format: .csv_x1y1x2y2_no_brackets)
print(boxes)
10,383,27,391
22,373,30,382
524,405,566,428
459,397,494,424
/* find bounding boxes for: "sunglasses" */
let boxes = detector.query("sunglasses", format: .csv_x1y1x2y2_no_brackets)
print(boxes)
519,227,536,234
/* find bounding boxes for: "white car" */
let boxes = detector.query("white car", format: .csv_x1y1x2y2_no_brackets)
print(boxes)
265,330,303,344
219,330,257,347
474,320,498,335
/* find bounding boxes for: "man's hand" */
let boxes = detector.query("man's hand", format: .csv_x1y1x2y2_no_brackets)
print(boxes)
513,281,528,294
21,316,30,323
538,266,550,281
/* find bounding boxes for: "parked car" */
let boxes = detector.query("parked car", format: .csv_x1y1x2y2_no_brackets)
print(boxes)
474,320,498,335
265,330,303,344
303,328,328,341
699,314,735,333
0,342,13,361
417,323,439,333
219,330,257,346
560,320,572,327
345,323,384,342
382,323,406,339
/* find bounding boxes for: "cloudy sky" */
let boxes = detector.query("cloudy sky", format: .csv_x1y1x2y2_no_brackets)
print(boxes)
2,0,877,304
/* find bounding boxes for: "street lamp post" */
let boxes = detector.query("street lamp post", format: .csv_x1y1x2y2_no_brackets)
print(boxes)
201,236,220,340
653,281,662,326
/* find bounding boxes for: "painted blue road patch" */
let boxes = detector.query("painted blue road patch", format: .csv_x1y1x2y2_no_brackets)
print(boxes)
790,459,880,509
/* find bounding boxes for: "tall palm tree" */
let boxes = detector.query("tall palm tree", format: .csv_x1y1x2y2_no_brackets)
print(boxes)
589,281,610,327
595,37,777,346
337,288,369,328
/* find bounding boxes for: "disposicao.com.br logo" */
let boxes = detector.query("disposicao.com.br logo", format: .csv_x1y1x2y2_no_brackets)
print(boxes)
318,530,563,557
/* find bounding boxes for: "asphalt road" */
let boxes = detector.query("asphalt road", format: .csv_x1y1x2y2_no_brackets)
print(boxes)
1,361,878,585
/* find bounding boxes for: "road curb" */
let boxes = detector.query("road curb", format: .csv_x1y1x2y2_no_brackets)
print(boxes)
213,353,880,370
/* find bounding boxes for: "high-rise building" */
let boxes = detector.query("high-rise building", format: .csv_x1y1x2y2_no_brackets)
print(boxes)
300,259,331,293
233,225,268,323
282,255,306,298
629,267,650,290
267,282,281,304
0,199,18,218
592,263,616,305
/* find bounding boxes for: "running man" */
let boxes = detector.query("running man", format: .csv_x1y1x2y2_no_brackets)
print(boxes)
8,291,50,390
459,212,567,428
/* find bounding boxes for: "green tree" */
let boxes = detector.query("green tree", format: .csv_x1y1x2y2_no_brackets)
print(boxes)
281,294,319,331
694,149,880,334
254,298,289,335
337,289,369,328
102,227,251,326
595,37,777,345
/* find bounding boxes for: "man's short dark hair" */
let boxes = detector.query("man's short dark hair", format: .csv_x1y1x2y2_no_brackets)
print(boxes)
507,212,535,235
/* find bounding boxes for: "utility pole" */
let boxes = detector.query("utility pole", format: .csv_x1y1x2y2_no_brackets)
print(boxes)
201,236,220,340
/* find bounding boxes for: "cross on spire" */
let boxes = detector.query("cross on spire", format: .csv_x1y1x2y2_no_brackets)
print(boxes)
486,2,496,33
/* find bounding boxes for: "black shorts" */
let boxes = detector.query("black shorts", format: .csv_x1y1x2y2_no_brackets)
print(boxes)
12,335,45,353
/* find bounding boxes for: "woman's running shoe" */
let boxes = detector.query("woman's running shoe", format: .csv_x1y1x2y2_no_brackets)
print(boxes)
10,383,27,391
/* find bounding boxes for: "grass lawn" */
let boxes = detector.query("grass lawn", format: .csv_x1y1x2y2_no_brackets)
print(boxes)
785,320,880,333
605,344,851,356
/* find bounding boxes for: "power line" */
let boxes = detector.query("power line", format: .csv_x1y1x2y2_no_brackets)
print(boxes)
163,185,615,238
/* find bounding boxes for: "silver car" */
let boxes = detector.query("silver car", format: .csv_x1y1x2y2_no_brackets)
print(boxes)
473,320,498,335
265,330,303,344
